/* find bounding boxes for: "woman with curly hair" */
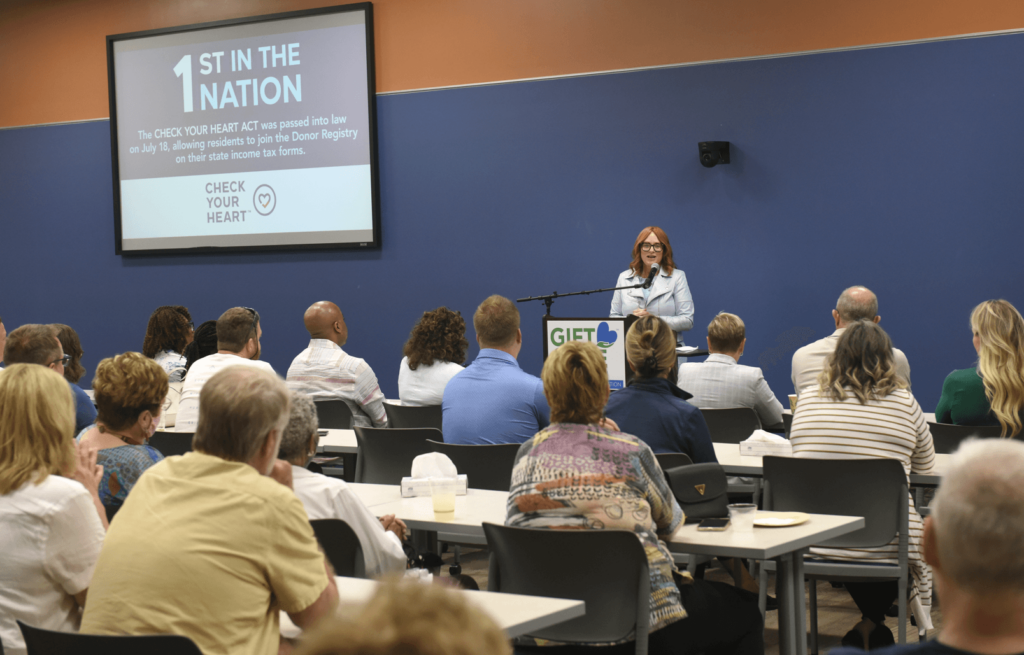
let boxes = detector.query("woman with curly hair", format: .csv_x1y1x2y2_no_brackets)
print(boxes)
53,323,86,384
398,307,468,406
935,299,1024,436
790,320,936,647
78,352,169,519
142,306,194,382
182,320,217,377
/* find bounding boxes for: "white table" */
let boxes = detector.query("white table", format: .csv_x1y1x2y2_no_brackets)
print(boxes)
317,429,357,454
346,483,862,655
713,442,949,487
280,576,585,639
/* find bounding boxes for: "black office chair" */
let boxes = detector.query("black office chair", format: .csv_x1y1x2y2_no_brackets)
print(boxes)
148,431,194,457
315,400,354,429
700,407,761,444
426,440,519,491
654,452,693,474
760,457,911,649
18,620,203,655
484,523,651,654
353,427,440,484
927,421,1003,454
782,412,793,438
310,519,366,578
383,403,443,431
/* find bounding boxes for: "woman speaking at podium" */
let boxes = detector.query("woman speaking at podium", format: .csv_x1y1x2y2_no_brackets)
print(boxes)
610,226,694,348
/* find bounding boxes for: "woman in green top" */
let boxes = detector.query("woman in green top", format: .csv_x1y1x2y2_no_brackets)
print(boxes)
935,300,1024,436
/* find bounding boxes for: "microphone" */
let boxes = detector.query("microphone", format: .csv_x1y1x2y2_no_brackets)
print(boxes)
643,262,660,289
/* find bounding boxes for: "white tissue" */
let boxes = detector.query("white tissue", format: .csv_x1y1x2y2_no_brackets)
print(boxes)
743,429,789,444
410,452,458,479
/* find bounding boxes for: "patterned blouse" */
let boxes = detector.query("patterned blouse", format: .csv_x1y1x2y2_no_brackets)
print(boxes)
507,422,686,645
96,445,165,515
153,350,187,383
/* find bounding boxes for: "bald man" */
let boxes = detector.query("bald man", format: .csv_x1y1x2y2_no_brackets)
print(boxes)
791,286,911,396
285,302,387,428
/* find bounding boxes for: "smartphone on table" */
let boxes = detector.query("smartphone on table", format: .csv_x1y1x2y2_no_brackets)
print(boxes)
697,518,730,531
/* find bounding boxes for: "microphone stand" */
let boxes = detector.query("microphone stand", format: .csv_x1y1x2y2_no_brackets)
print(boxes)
517,281,649,316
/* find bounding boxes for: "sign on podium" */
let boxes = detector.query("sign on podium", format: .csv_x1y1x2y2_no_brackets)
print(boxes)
542,317,635,390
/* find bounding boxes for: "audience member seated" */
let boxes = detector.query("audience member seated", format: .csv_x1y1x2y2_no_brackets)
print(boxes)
398,306,467,406
0,364,107,655
78,353,168,518
443,295,550,444
280,390,408,577
142,305,194,383
287,301,387,428
791,286,911,396
0,314,6,368
508,341,763,655
833,438,1024,655
81,366,339,655
935,299,1024,435
677,312,784,429
604,315,716,462
790,320,936,647
294,580,511,655
182,319,217,375
177,307,274,431
53,323,87,385
4,323,97,433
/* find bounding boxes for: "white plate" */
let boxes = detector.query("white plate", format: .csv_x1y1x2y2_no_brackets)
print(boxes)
754,512,809,527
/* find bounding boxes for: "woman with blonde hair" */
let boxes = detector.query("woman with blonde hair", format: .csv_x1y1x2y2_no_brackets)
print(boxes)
78,352,168,519
604,315,715,462
935,299,1024,436
0,364,106,655
508,341,762,655
790,321,936,647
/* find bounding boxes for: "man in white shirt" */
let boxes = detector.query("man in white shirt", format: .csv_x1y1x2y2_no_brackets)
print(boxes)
791,286,911,396
176,307,275,431
286,301,387,428
280,391,407,577
677,312,785,429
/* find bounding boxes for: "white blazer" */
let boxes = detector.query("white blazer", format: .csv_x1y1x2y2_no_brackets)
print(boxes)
610,267,694,346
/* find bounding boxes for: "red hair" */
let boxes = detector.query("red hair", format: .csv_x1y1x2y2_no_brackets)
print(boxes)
628,226,676,276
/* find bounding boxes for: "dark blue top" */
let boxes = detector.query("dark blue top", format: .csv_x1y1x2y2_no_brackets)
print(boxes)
442,349,550,445
69,381,97,434
830,640,1011,655
603,377,717,463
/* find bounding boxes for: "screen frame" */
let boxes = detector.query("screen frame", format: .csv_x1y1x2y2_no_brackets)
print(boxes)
106,2,381,256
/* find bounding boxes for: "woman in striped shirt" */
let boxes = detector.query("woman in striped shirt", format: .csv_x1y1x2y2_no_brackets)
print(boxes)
790,320,936,648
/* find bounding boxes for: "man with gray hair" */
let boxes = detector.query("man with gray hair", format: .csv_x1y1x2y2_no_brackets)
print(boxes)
832,438,1024,655
791,286,911,396
279,391,408,577
82,366,338,655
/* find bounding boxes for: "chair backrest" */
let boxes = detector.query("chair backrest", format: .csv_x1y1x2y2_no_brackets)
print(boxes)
383,403,443,431
18,620,204,655
310,519,366,578
426,440,520,491
315,400,354,429
148,431,195,458
782,412,793,438
763,456,907,549
699,407,761,443
927,422,1004,454
483,523,650,654
654,452,693,473
353,427,440,484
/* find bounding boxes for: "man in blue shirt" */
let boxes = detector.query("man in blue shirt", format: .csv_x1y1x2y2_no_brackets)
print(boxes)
4,323,97,433
442,295,549,445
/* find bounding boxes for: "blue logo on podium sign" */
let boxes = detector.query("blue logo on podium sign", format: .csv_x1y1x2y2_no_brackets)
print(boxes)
596,322,618,348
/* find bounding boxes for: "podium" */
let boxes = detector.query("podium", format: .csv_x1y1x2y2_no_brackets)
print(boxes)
542,316,637,390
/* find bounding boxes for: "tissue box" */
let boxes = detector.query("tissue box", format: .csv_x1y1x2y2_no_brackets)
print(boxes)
401,475,469,498
739,441,792,457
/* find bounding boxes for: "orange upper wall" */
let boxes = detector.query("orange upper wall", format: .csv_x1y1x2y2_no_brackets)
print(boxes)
3,0,1024,128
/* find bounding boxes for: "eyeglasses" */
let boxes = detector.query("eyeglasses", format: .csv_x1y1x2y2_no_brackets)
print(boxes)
50,354,72,367
241,307,259,339
640,243,664,252
186,321,195,331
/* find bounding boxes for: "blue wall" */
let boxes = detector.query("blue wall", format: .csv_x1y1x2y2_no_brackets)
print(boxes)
4,32,1024,410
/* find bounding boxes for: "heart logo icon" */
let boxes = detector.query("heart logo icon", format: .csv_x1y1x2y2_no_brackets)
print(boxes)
596,321,617,348
259,194,271,207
